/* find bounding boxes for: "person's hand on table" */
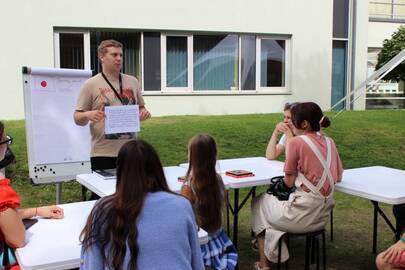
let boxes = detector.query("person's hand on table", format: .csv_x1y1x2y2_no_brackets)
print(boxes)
37,206,64,219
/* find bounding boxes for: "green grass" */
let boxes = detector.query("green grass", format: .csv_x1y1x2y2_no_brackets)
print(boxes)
4,110,405,269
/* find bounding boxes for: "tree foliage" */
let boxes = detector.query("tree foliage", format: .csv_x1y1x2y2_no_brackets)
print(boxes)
376,25,405,81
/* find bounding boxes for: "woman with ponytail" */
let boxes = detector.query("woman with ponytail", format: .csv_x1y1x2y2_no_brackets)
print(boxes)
251,102,343,270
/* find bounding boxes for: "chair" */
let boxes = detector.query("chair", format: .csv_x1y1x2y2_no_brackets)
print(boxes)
277,229,326,270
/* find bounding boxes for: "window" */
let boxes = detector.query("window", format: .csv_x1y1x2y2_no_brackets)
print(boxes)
332,41,347,110
331,0,350,110
143,32,161,91
193,35,238,90
166,36,188,88
90,31,141,79
369,0,405,20
159,33,288,92
161,34,192,91
59,33,84,69
54,31,89,69
56,29,291,93
333,0,349,38
259,39,286,88
240,35,256,90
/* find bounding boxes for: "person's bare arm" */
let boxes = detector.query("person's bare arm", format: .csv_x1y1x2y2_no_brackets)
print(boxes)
181,185,194,204
0,208,25,248
266,122,292,160
266,132,285,160
19,206,64,219
74,110,105,126
284,173,297,188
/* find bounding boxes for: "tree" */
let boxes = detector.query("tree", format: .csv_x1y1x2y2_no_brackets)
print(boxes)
376,25,405,81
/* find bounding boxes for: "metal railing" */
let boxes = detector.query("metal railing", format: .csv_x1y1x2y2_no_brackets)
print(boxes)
331,49,405,116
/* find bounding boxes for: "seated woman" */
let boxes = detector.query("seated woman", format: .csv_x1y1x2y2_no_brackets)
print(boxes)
265,102,297,160
251,102,343,270
0,121,64,269
80,139,204,270
181,134,238,270
376,232,405,269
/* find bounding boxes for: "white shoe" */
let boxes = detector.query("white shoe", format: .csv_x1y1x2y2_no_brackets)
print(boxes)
253,261,270,270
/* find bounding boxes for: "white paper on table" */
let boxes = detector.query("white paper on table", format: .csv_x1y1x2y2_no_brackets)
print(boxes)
104,105,140,134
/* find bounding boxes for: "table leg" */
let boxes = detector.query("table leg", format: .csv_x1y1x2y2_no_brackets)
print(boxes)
370,201,397,254
56,183,62,204
251,187,256,238
374,202,396,233
226,191,230,234
373,201,378,253
330,209,333,242
233,189,239,248
81,186,87,201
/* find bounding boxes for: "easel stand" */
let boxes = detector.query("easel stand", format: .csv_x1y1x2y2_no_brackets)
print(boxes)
56,183,62,204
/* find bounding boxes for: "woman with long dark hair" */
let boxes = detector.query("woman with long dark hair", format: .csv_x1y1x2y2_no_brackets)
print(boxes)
80,139,204,270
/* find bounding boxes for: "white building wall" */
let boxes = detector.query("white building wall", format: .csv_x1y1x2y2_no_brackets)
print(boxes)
368,21,404,49
366,20,403,98
351,0,369,110
2,0,336,119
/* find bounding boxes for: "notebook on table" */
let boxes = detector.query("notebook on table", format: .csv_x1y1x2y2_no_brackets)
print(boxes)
225,169,255,178
93,169,116,180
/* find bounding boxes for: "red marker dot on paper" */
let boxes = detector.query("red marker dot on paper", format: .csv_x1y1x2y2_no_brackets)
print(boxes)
40,81,47,87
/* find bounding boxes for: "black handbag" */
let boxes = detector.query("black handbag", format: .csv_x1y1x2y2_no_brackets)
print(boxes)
266,176,296,201
0,147,15,169
0,241,17,269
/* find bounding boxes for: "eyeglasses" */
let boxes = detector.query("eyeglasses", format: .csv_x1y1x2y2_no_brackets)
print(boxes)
0,135,13,146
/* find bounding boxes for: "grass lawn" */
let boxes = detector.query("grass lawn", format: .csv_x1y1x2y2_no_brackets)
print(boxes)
4,109,405,269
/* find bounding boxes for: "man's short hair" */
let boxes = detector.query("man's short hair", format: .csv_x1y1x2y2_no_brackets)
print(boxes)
97,40,123,58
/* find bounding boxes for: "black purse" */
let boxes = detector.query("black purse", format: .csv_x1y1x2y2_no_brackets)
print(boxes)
0,147,15,169
266,176,296,201
0,241,16,269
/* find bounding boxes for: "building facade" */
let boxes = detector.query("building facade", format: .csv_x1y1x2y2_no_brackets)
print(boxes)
366,0,405,109
367,1,405,95
1,0,369,120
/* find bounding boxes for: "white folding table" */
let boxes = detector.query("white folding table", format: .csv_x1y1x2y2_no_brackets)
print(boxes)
335,166,405,253
180,157,284,248
16,200,208,270
15,201,95,270
77,166,188,197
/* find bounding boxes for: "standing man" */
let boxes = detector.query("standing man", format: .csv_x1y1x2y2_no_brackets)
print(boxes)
74,39,151,174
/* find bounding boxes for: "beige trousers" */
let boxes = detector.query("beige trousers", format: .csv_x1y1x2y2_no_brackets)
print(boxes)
251,189,334,262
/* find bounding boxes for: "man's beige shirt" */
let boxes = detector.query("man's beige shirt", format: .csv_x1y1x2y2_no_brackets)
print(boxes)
76,73,145,157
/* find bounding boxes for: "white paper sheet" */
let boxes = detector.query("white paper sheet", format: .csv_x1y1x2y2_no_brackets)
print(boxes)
104,105,140,134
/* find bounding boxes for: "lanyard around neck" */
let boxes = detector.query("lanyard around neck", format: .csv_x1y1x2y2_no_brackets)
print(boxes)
101,72,123,104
